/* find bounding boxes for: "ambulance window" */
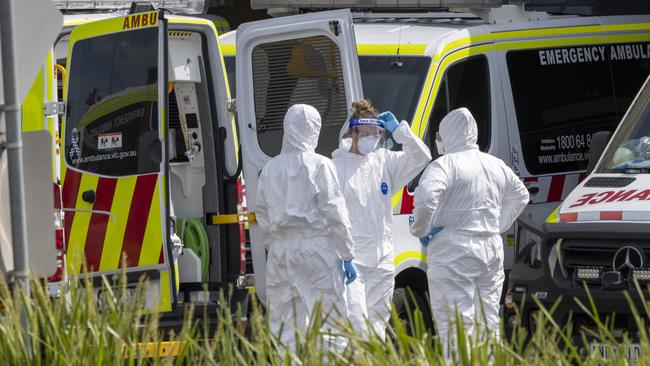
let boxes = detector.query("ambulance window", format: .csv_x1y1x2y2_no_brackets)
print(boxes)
64,28,160,177
251,35,348,157
507,46,618,175
609,42,650,117
425,55,491,153
408,55,490,192
359,56,430,124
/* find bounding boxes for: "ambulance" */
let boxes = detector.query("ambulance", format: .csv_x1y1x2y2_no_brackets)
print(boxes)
57,2,372,329
220,1,650,326
506,74,650,353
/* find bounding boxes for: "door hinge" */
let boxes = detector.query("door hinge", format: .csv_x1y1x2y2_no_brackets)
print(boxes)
329,21,340,36
44,102,65,116
227,98,236,113
208,212,256,225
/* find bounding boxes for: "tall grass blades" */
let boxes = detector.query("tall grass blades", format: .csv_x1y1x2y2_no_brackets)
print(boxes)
1,274,650,365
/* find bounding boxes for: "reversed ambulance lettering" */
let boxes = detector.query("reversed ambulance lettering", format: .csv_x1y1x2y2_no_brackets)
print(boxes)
570,189,650,207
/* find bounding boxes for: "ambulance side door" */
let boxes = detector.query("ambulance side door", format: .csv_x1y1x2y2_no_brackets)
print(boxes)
62,12,175,311
235,9,363,303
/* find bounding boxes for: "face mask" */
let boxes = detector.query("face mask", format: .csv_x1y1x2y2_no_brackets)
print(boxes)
435,132,445,155
358,135,380,155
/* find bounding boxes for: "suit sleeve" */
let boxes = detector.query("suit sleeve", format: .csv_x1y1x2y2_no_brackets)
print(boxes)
316,161,355,260
410,160,449,238
385,121,432,193
498,166,530,233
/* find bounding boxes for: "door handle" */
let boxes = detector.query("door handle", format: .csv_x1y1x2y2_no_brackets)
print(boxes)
82,189,96,204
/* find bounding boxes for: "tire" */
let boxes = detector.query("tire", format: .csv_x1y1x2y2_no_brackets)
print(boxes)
390,287,435,337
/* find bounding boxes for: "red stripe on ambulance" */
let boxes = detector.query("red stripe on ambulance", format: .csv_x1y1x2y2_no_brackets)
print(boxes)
62,169,82,237
83,177,117,271
121,174,157,267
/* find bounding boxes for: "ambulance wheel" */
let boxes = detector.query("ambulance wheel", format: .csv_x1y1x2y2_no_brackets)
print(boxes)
390,287,434,337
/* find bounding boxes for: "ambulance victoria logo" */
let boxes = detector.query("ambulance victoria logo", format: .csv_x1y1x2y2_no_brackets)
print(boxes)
612,245,645,272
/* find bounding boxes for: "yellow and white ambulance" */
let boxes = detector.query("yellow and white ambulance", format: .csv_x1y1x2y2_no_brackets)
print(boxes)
220,3,650,324
58,3,368,329
507,74,650,357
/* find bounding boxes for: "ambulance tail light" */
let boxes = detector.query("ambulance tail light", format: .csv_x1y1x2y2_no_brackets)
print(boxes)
49,183,65,283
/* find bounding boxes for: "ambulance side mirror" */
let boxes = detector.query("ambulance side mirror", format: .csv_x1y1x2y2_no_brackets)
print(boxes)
585,131,612,176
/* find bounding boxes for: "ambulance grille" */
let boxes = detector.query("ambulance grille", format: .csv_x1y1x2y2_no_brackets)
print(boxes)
561,239,650,287
583,177,635,188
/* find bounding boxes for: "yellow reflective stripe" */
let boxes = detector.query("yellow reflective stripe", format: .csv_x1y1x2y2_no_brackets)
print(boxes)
138,180,163,266
210,213,256,225
495,34,650,51
603,23,650,32
394,250,427,267
391,191,402,210
99,176,137,271
221,44,236,56
66,174,99,274
158,270,172,312
71,12,159,42
546,206,560,224
417,44,494,138
169,16,218,36
357,43,427,55
493,25,602,41
411,63,437,137
22,68,45,133
433,34,493,63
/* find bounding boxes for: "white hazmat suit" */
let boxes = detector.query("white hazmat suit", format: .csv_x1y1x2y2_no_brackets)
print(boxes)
332,119,431,338
410,108,529,354
255,104,356,349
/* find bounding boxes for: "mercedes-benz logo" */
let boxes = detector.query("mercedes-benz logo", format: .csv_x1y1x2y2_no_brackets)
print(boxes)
612,245,645,271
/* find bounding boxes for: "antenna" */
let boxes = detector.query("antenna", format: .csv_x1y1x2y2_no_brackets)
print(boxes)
391,24,404,69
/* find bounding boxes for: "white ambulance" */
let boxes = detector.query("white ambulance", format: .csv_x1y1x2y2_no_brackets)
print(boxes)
506,74,650,352
221,2,650,326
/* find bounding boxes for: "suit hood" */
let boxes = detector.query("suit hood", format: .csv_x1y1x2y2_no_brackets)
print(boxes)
439,107,479,154
281,104,321,153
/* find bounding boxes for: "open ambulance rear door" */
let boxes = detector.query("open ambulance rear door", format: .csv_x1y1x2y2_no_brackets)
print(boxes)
235,9,363,303
62,11,175,311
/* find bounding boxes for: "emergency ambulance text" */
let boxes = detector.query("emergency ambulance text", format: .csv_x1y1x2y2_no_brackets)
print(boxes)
539,43,650,66
570,189,650,207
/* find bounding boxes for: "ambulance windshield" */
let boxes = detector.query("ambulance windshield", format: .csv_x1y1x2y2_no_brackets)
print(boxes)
598,79,650,174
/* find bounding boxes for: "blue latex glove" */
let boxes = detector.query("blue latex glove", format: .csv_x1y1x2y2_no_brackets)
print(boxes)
419,226,444,247
377,111,400,133
343,260,358,285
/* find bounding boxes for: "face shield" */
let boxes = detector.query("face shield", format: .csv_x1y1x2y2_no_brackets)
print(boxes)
344,118,387,154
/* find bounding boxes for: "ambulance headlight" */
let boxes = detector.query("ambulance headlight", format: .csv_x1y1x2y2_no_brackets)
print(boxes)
573,266,602,285
631,269,650,283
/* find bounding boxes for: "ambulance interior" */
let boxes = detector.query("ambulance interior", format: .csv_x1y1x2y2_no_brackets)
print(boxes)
166,31,225,291
599,82,650,173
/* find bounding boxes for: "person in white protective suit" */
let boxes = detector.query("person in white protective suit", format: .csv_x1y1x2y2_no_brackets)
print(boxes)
255,104,358,350
332,100,431,339
410,107,529,356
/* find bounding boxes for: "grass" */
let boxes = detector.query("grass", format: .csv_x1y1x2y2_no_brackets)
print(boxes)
0,275,648,365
